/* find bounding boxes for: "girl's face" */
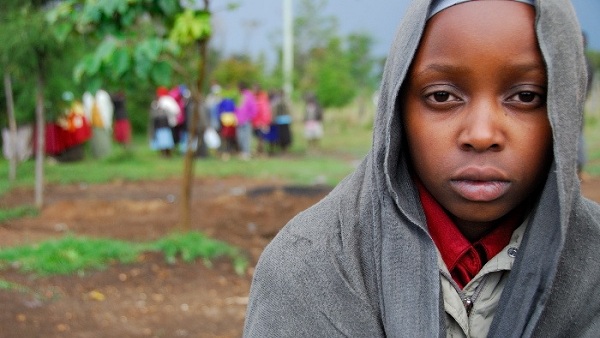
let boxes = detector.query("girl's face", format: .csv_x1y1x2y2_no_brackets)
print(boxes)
403,1,552,240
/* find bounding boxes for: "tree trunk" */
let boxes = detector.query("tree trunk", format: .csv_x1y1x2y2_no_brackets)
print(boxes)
3,72,17,181
34,53,46,209
180,0,211,231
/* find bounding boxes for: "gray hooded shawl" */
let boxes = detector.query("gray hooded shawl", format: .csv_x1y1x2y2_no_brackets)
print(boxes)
244,0,600,336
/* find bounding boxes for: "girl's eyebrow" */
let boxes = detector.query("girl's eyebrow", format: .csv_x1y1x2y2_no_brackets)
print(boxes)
416,61,545,77
415,63,469,77
501,62,546,74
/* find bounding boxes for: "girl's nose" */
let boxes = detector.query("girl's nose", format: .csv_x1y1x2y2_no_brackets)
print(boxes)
458,101,505,152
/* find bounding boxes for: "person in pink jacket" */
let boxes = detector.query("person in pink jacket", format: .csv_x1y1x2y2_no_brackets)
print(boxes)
252,85,273,155
235,82,258,160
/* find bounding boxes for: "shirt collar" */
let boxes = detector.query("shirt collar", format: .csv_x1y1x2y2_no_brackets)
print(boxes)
417,180,521,286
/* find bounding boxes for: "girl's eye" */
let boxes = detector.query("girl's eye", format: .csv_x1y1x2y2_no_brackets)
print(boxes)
427,91,459,103
507,90,546,106
516,91,536,103
433,92,450,102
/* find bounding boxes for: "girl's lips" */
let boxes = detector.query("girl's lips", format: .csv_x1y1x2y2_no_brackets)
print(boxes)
450,180,511,202
450,166,511,202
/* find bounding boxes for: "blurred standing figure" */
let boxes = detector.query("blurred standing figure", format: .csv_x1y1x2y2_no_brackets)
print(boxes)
90,89,114,159
205,82,222,131
217,95,238,160
252,85,273,155
235,82,258,160
150,87,176,157
169,85,187,151
111,90,132,148
303,93,323,151
270,89,293,154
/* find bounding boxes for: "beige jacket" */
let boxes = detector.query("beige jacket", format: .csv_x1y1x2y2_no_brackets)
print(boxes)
441,223,527,337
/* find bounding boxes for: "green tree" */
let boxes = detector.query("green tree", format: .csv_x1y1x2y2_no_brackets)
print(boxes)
293,0,338,85
48,0,225,231
307,38,355,108
292,0,378,110
47,0,193,88
0,0,77,207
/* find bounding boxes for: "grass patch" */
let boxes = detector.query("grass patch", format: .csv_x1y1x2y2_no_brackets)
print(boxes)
151,231,248,275
0,232,248,277
0,205,38,222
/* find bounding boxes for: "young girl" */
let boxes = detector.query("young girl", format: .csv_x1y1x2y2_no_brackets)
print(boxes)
244,0,600,337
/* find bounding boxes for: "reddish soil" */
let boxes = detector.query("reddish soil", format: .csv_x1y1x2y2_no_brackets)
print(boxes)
0,176,599,338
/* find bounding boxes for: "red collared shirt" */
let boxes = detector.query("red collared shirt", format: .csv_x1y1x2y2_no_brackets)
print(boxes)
417,182,520,289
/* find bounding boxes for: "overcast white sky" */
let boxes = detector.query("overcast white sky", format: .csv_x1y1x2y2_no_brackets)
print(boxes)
211,0,600,65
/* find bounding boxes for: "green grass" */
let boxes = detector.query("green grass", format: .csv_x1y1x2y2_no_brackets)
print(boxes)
0,205,38,222
0,231,248,276
151,231,248,275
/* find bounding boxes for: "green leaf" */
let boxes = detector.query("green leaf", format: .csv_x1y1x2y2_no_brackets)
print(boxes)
109,48,131,80
120,8,138,26
81,4,102,24
95,37,118,62
52,22,73,43
98,0,121,17
150,61,172,86
136,38,162,62
86,53,103,75
73,54,102,82
157,0,181,16
46,2,74,24
134,56,151,80
73,62,85,83
163,40,182,56
169,10,211,45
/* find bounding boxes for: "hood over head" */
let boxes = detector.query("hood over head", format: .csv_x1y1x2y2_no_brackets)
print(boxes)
371,0,587,334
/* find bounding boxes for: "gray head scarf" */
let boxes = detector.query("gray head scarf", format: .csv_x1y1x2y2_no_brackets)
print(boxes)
428,0,535,19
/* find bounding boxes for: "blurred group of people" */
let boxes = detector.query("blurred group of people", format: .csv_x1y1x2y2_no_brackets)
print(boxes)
151,81,295,161
41,89,131,162
212,82,295,160
212,82,294,160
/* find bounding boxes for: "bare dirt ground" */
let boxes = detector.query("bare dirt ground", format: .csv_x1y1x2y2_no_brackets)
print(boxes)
0,175,599,338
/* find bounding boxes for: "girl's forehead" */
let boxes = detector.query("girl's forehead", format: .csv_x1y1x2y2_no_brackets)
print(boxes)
428,0,535,20
413,1,542,75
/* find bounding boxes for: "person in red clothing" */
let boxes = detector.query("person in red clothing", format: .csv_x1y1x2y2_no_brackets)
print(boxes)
251,85,273,155
111,90,132,148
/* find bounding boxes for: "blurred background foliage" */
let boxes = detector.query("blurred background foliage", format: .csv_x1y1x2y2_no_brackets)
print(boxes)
0,0,389,137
